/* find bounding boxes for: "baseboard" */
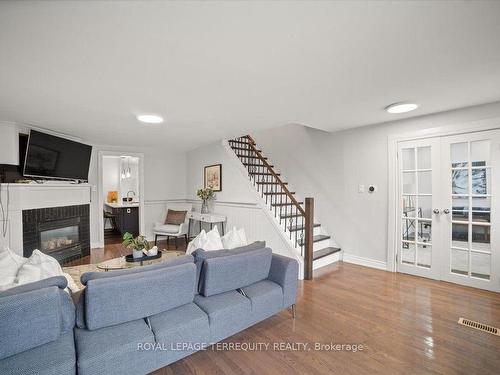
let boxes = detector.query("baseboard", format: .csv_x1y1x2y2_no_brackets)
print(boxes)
342,253,388,271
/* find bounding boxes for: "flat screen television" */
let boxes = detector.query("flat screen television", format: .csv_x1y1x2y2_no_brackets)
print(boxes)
23,130,92,182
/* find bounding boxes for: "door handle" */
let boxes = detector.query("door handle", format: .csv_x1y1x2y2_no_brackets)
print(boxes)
443,209,450,214
433,208,440,214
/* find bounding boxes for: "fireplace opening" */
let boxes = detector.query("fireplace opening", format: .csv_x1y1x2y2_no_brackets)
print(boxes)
23,204,90,264
40,225,80,253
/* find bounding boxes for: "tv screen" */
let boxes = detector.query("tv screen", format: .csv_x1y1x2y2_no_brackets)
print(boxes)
24,130,92,181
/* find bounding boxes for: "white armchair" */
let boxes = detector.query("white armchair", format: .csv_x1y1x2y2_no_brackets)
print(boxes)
153,203,193,248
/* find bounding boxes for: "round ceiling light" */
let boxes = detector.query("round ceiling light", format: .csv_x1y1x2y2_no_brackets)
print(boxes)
136,114,164,124
385,102,419,114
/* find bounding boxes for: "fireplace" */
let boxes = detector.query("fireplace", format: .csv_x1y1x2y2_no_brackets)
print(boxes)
22,204,90,264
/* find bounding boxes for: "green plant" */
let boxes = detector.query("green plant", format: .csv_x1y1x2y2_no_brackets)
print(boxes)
197,187,216,201
122,232,151,251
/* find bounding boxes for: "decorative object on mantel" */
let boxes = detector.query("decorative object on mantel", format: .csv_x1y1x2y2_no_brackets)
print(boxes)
197,187,216,213
122,232,150,259
204,164,222,192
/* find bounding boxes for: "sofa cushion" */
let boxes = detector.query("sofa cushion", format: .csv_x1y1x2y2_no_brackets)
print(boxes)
75,319,158,375
84,263,196,330
194,290,251,343
165,209,187,225
80,254,193,285
192,240,266,291
154,223,180,234
0,331,76,375
241,280,284,322
149,302,210,363
0,287,62,360
199,247,272,297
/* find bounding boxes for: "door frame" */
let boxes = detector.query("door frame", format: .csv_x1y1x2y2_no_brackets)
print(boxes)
387,117,500,273
97,150,145,248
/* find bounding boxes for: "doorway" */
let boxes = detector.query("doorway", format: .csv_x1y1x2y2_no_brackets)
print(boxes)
396,129,500,292
97,151,145,248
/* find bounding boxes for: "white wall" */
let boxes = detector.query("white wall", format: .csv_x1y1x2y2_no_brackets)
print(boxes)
185,141,297,258
253,101,500,265
102,156,120,200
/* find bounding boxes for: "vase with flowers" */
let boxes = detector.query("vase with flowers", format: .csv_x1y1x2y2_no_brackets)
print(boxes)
197,187,216,213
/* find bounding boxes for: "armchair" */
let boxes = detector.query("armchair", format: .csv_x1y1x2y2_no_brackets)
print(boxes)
153,203,192,248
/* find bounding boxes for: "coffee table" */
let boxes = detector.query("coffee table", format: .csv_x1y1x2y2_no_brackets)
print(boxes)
97,250,184,271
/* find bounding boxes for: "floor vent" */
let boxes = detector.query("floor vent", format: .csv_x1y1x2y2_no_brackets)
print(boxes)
458,318,499,336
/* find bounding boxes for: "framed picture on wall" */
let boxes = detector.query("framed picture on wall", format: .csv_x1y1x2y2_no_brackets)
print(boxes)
204,164,222,192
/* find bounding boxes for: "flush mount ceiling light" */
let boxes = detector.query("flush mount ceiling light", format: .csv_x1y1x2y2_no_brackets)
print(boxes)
385,102,419,114
136,114,164,124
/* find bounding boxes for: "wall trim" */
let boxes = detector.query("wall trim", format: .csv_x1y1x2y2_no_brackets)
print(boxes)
342,253,388,271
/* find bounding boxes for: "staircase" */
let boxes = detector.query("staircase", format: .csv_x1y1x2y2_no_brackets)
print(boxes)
227,135,340,278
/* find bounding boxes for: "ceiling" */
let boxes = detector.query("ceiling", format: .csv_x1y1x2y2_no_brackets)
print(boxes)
1,1,500,150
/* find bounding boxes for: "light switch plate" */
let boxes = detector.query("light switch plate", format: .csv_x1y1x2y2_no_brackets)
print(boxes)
358,184,365,193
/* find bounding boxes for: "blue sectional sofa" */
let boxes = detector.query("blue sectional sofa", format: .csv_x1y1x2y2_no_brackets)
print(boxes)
0,244,298,375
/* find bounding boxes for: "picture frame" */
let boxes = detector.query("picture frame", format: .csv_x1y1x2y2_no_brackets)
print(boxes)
204,164,222,192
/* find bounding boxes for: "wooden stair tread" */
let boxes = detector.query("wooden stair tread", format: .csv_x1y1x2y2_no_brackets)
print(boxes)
231,146,262,152
288,223,320,232
280,212,304,219
243,163,274,167
263,191,295,195
249,172,280,176
256,181,288,185
236,154,267,159
271,202,303,207
298,234,331,247
229,140,254,145
313,247,341,261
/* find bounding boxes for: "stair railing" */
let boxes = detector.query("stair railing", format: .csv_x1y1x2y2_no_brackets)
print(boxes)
228,135,314,279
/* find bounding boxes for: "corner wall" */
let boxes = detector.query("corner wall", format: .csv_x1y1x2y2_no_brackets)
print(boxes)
253,101,500,267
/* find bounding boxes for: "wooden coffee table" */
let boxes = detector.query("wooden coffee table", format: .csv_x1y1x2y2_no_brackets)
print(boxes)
63,250,184,290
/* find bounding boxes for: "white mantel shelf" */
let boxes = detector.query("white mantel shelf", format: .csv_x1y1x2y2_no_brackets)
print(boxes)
0,183,92,255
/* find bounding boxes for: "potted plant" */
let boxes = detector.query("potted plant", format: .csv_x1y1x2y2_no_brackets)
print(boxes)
197,187,216,213
122,232,151,258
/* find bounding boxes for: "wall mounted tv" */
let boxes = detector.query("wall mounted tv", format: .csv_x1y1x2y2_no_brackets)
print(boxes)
23,130,92,182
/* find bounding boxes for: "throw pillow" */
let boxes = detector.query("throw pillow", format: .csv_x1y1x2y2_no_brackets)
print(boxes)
221,227,248,249
204,226,224,251
165,209,187,225
16,250,65,286
186,230,207,255
0,247,27,291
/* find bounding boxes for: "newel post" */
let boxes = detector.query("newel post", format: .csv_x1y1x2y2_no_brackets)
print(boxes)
304,197,314,280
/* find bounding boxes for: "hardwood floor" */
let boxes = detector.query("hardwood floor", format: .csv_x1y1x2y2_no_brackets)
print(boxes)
150,262,500,375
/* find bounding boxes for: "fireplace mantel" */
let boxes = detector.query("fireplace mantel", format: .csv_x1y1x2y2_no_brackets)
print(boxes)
0,183,91,256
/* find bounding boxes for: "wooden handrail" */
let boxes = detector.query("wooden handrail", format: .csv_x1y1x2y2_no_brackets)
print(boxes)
245,135,306,216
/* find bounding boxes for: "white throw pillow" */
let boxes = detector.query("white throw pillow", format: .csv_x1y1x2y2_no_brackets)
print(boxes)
16,250,64,285
0,247,27,291
186,230,207,255
221,227,248,249
203,226,224,251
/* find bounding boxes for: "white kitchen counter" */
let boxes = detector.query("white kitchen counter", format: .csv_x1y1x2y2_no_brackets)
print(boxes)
104,202,140,209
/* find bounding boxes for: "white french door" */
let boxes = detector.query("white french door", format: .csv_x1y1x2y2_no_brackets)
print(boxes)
397,129,500,292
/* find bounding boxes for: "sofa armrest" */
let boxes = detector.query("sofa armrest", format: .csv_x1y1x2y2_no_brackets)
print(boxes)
267,254,299,308
0,287,62,360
